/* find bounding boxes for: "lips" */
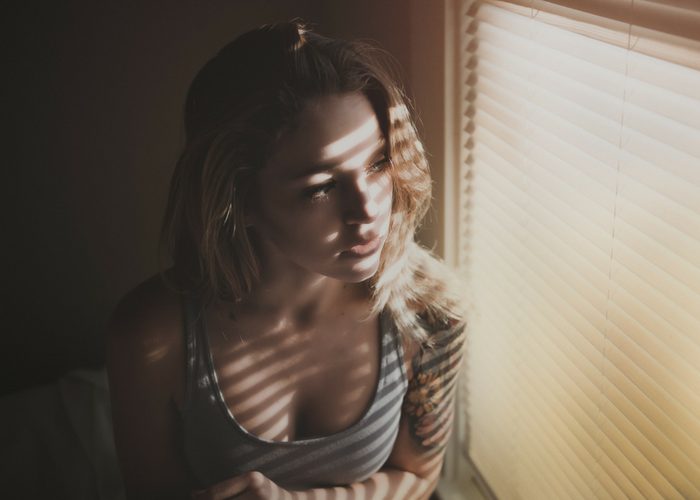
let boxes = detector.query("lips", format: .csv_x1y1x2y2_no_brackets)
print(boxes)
341,236,382,258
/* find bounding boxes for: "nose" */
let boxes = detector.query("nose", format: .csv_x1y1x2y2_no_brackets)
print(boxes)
343,176,378,225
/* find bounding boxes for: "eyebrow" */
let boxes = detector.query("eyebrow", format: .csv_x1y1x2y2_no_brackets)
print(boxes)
288,139,387,182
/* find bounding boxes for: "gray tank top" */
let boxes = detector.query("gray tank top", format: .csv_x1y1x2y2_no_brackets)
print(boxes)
178,296,409,490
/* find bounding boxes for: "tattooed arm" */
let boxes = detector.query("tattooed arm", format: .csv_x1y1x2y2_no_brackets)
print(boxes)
382,319,467,488
401,320,466,451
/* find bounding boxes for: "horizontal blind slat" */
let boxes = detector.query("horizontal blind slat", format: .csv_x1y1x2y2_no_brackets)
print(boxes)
472,198,609,350
475,147,615,273
464,1,700,497
611,230,700,338
474,278,608,496
474,201,700,474
482,0,700,69
475,101,620,207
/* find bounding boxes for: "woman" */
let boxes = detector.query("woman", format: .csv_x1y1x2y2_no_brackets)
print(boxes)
107,20,466,500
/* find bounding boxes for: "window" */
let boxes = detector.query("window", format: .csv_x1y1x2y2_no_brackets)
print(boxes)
444,1,700,498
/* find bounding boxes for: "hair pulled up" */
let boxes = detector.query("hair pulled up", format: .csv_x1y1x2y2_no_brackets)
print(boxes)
160,20,466,346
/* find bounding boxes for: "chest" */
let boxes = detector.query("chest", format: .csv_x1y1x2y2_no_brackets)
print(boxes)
206,312,396,442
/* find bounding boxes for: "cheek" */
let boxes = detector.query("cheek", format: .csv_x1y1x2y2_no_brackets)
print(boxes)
378,174,393,209
256,191,340,251
372,174,394,228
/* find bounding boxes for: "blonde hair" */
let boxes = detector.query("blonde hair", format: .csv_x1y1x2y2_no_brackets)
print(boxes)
160,21,466,347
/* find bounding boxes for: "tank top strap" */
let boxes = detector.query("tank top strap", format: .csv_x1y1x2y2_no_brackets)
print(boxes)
381,309,409,388
181,294,206,410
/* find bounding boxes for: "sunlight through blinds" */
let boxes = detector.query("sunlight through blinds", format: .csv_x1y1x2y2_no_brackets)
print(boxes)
457,1,700,498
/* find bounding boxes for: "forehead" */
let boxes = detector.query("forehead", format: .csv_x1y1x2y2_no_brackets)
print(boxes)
264,92,384,179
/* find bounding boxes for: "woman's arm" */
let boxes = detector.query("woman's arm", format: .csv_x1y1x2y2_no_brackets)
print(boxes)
106,277,193,500
194,320,467,500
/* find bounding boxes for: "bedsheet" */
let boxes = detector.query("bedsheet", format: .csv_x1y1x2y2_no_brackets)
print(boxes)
0,368,125,500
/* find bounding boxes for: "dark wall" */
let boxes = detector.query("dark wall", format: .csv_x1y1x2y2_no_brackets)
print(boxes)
5,1,419,395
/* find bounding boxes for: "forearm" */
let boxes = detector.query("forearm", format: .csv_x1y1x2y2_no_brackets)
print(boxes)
289,467,439,500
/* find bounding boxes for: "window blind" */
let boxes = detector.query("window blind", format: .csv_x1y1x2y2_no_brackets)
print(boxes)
456,1,700,498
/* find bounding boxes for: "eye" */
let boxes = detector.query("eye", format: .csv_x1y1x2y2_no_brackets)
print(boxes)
303,180,335,202
368,156,391,173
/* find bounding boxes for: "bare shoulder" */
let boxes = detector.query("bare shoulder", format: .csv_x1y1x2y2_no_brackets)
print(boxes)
401,315,467,381
427,317,467,352
107,271,187,402
109,272,183,343
106,272,192,498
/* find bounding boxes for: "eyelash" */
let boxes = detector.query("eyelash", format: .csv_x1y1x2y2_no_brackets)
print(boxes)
303,157,391,202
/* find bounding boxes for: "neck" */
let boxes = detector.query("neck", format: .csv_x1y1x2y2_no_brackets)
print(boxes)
239,274,356,317
218,239,371,330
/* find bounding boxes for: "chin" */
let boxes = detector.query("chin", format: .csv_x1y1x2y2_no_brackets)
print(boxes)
341,269,379,283
332,254,382,283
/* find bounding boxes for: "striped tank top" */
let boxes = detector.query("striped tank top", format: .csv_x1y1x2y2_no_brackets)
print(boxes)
178,297,409,490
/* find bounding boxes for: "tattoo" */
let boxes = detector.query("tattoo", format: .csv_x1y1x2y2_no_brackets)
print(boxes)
403,321,466,451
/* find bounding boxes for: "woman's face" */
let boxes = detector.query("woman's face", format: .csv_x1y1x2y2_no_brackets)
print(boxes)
249,92,393,283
